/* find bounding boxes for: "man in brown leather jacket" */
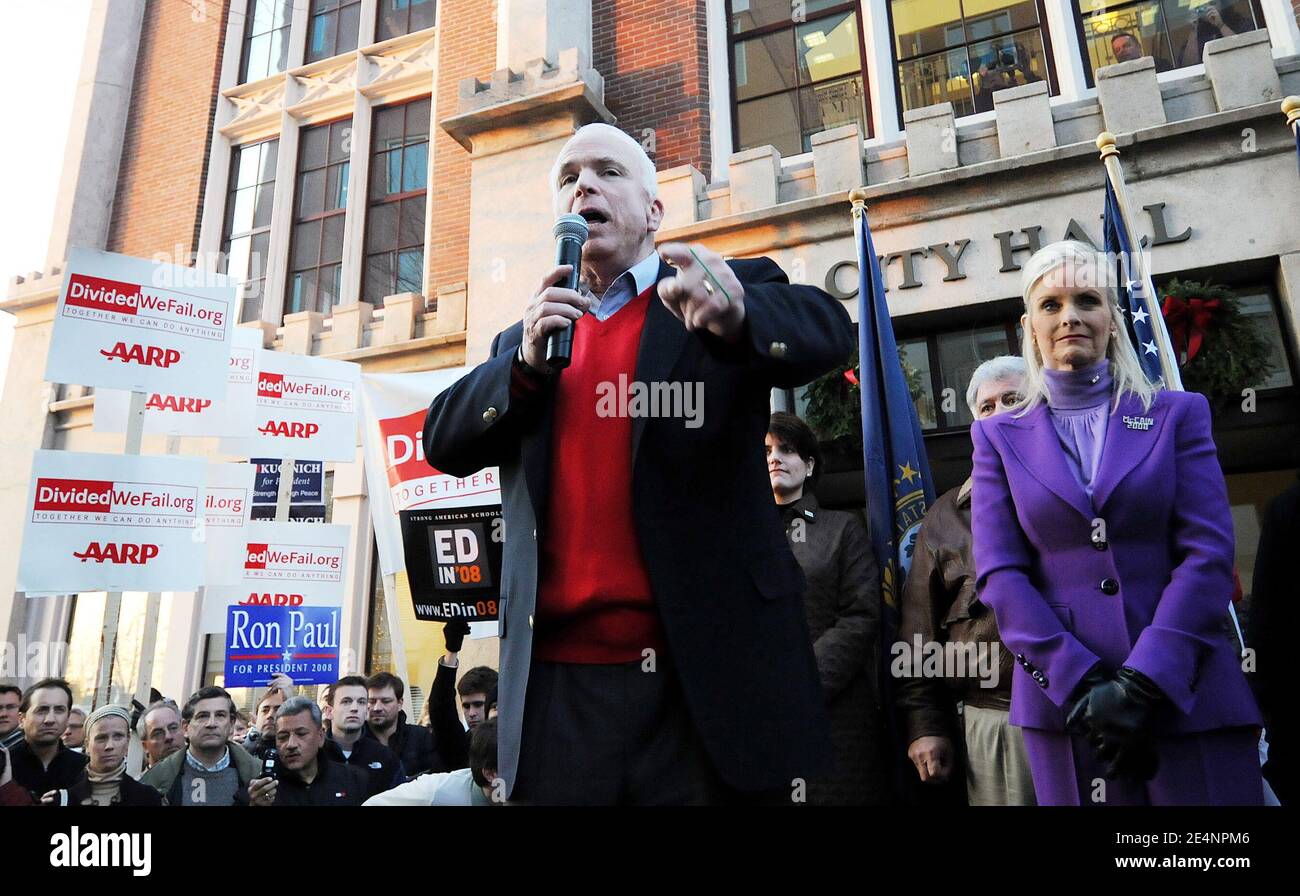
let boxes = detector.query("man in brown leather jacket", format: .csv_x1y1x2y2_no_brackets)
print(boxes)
896,357,1035,805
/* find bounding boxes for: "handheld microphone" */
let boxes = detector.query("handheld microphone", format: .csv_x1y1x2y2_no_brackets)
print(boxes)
546,214,589,370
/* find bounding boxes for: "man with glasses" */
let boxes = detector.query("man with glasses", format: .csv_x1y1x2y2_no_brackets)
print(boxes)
142,686,262,806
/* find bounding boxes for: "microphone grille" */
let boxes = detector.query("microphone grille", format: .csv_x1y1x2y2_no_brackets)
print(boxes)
554,214,589,243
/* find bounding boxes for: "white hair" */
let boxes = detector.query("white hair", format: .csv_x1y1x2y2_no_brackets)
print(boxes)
1016,240,1158,416
549,123,658,213
966,355,1027,416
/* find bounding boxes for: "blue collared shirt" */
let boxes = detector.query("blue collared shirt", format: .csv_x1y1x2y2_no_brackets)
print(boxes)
588,251,660,321
184,747,231,774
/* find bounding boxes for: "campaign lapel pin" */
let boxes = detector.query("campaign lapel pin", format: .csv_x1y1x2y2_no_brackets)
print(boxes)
1122,415,1154,431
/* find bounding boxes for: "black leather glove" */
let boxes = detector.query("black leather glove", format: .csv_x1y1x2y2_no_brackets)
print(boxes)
1064,664,1110,734
1068,666,1167,781
443,619,471,653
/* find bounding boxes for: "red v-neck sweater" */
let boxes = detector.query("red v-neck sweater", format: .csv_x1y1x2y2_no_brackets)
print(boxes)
533,286,667,663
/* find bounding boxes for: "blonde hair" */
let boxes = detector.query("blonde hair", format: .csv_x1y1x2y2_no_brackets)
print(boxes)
1016,240,1158,416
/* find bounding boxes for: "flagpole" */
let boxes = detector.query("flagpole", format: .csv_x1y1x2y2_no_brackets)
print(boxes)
1096,132,1183,391
1285,96,1299,136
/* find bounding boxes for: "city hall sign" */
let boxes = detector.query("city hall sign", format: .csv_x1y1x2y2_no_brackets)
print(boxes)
822,202,1191,299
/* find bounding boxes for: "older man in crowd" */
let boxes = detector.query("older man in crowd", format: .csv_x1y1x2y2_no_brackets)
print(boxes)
140,700,185,770
898,356,1036,806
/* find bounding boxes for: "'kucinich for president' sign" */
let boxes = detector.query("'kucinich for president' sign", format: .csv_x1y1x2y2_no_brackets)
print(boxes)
46,248,236,398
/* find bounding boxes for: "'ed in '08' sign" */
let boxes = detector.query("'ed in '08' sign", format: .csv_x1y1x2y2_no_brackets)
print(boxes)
46,247,235,398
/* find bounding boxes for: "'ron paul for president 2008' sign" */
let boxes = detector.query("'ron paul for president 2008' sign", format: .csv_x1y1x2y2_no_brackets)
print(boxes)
223,605,340,687
400,503,502,622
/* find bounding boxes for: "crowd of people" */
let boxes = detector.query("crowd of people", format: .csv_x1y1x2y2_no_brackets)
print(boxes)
0,630,501,807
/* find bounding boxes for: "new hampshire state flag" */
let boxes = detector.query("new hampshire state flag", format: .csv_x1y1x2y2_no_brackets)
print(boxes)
854,202,935,609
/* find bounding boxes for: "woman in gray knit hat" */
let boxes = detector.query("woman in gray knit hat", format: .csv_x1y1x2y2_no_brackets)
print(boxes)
41,704,163,806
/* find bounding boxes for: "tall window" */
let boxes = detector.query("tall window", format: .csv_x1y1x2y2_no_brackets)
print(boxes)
898,320,1023,431
890,0,1054,119
1073,0,1265,84
376,0,437,42
239,0,294,83
286,119,351,318
363,100,429,305
307,0,364,63
729,1,870,157
222,140,278,323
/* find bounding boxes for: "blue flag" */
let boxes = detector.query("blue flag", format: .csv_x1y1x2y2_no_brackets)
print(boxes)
855,204,935,609
1103,177,1167,386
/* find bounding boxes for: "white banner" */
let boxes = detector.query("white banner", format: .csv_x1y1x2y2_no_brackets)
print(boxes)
92,326,261,437
220,349,361,461
200,520,351,632
198,462,257,590
45,247,236,398
18,450,208,593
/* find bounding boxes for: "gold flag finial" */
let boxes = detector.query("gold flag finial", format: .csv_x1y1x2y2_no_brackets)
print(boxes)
1284,96,1300,128
1096,131,1119,161
849,186,868,218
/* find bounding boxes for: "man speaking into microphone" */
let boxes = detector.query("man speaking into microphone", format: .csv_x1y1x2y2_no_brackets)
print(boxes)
423,123,854,804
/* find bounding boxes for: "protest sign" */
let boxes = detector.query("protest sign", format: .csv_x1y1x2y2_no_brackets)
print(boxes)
200,520,350,632
46,247,235,398
220,350,360,461
249,458,325,522
93,326,260,436
360,370,502,623
223,604,341,687
18,449,208,592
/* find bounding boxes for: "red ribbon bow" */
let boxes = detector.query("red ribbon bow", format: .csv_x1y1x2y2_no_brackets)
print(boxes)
1161,295,1220,364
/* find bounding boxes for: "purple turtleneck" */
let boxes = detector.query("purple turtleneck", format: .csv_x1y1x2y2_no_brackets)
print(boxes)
1043,358,1112,497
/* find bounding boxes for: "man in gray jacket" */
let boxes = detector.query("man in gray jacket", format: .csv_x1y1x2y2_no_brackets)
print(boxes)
142,686,262,806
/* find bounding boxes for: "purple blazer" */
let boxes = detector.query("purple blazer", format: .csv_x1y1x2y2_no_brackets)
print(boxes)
971,388,1262,734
